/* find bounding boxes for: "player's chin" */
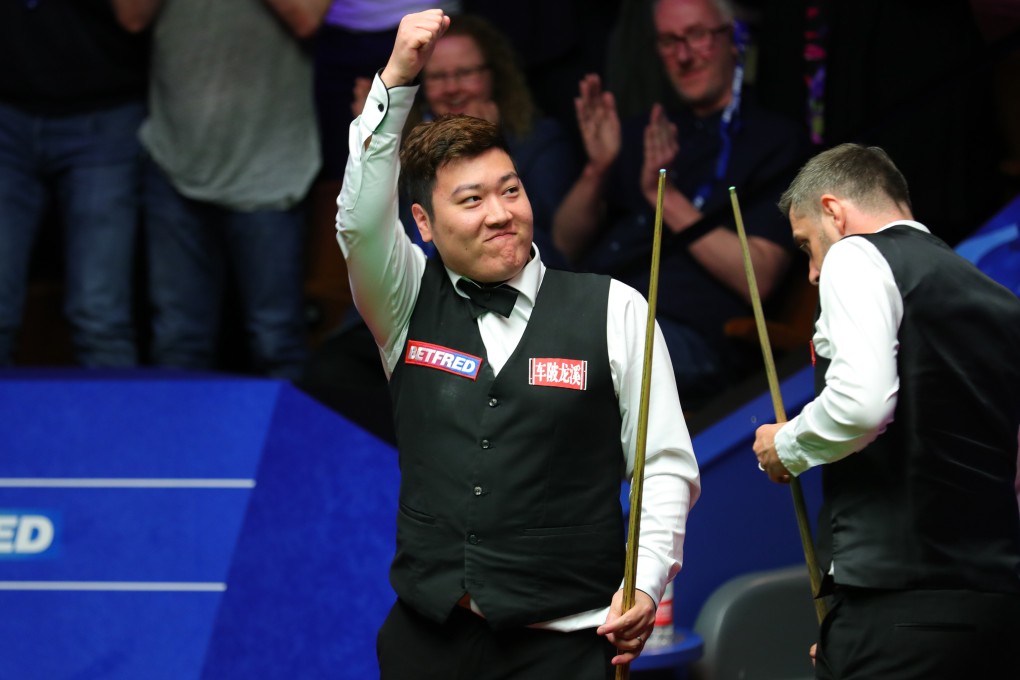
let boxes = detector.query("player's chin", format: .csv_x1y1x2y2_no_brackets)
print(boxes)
480,243,529,279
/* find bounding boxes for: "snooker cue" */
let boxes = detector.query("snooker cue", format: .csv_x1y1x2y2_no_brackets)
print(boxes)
728,186,828,624
616,169,667,680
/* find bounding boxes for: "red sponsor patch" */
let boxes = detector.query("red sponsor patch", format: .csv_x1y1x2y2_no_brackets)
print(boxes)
405,340,483,380
528,358,587,391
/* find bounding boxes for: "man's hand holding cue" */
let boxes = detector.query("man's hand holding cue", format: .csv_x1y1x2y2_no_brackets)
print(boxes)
753,423,792,484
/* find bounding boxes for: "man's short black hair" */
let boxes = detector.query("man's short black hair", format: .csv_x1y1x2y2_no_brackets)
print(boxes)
400,114,514,219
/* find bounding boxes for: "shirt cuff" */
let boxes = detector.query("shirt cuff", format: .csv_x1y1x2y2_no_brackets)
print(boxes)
775,418,811,476
634,550,671,609
362,72,419,136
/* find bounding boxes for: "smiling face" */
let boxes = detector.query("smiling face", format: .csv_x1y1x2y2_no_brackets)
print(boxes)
421,35,493,118
412,147,534,283
654,0,736,117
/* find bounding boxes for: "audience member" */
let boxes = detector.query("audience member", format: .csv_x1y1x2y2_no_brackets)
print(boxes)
122,0,329,380
0,1,149,367
553,0,808,408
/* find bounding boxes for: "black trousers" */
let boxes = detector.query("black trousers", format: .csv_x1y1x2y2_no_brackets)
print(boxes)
816,586,1020,679
377,599,616,680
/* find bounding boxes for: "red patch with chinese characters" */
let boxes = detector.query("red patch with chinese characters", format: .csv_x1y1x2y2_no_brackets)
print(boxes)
528,358,588,391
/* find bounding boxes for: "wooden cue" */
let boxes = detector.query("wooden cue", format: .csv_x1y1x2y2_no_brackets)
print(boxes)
728,186,828,624
616,169,667,680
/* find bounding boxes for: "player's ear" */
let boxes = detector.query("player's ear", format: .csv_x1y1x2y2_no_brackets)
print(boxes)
411,203,434,243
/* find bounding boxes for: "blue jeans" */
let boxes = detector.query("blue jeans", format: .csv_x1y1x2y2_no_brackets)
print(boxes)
0,100,144,366
143,158,308,380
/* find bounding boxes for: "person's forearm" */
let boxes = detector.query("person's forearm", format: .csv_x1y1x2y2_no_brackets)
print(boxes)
650,180,788,303
635,456,694,605
632,339,699,605
687,230,789,303
262,0,331,39
552,163,609,262
647,181,701,237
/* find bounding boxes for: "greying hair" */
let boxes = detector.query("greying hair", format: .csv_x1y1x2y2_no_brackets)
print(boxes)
778,143,912,219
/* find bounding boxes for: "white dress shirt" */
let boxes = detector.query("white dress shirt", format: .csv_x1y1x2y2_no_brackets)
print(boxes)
775,221,932,475
336,74,701,630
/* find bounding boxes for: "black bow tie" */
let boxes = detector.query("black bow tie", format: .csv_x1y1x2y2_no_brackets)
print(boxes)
456,279,519,318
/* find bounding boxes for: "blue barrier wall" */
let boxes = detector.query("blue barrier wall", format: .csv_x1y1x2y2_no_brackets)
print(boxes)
0,368,819,678
0,371,397,680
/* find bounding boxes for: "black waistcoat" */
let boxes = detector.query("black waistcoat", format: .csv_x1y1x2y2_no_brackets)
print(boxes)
816,226,1020,593
388,258,625,628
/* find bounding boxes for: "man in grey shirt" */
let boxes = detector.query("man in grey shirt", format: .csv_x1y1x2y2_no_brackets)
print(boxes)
123,0,329,379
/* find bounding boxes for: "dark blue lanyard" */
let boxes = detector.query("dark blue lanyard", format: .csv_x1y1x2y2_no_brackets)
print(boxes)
691,21,747,211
